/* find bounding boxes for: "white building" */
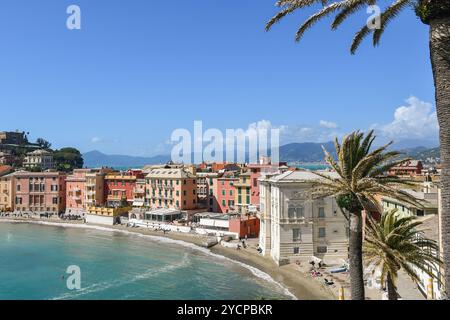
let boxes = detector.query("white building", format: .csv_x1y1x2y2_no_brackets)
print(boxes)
259,170,348,265
23,149,54,171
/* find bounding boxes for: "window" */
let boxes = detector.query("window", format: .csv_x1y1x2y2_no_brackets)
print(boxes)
193,190,196,195
253,178,258,187
183,191,186,196
288,206,304,219
318,207,325,218
238,195,242,204
222,200,226,206
293,247,300,254
222,190,226,196
17,185,20,192
228,200,234,207
317,246,328,254
52,197,58,204
318,228,326,238
246,196,250,204
229,190,233,196
293,229,301,242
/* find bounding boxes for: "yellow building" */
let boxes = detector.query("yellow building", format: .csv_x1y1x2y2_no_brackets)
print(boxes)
85,206,131,226
0,173,14,212
234,172,251,214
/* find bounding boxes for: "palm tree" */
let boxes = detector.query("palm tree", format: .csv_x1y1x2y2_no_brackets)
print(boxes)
310,130,420,299
364,209,443,300
265,0,450,298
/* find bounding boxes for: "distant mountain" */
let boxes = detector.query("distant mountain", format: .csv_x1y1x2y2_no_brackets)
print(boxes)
83,151,170,168
83,142,441,169
401,147,441,162
391,139,439,150
279,142,335,163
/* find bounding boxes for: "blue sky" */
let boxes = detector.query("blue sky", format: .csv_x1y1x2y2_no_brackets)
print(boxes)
0,0,438,156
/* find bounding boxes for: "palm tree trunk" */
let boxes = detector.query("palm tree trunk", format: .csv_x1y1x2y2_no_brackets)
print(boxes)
429,15,450,299
349,211,365,300
386,273,398,300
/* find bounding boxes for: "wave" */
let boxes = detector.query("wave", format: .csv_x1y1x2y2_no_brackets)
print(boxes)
1,219,297,300
52,253,191,300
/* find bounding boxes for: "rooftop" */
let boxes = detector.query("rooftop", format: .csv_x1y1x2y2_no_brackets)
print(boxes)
146,168,195,179
267,170,340,183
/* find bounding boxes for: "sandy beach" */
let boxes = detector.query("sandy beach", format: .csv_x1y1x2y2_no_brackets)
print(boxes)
1,217,336,300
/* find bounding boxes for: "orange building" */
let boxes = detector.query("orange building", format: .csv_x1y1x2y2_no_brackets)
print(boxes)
145,167,197,210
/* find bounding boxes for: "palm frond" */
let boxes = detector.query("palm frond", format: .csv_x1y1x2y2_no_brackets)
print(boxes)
373,0,413,46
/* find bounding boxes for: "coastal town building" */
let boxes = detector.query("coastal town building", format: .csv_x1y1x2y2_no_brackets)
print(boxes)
65,169,90,216
258,170,348,265
234,172,252,214
132,178,146,207
105,170,144,207
381,181,439,217
85,206,131,226
247,160,284,212
388,160,423,176
145,167,197,210
0,172,14,212
195,213,260,239
0,131,27,146
212,173,238,213
196,172,219,210
197,162,242,173
85,169,111,207
13,171,67,215
0,151,15,165
23,149,54,171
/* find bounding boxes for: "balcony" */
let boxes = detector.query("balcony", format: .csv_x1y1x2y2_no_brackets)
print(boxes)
133,188,145,194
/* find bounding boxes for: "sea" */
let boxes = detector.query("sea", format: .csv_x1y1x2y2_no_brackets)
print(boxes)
0,222,294,300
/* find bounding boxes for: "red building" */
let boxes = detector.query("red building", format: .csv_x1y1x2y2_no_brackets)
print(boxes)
229,216,260,239
213,174,238,213
105,170,144,207
388,160,423,176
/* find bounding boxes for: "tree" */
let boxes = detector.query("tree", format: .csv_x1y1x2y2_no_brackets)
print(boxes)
310,130,420,299
36,138,52,149
364,209,442,300
53,147,84,172
265,0,450,298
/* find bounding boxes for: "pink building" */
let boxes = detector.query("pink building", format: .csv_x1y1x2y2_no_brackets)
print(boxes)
14,171,66,216
66,169,90,216
213,174,238,213
247,162,282,210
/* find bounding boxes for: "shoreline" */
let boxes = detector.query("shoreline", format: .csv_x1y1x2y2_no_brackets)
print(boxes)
1,217,334,300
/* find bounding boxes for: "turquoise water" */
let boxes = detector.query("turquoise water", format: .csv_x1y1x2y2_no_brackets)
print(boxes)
0,222,293,300
290,163,329,171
